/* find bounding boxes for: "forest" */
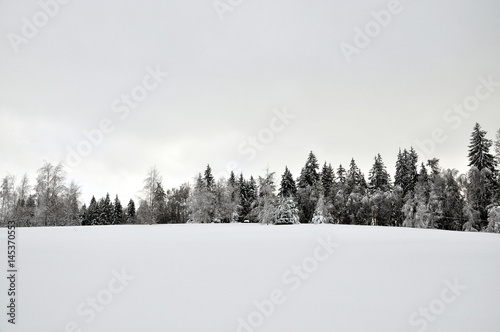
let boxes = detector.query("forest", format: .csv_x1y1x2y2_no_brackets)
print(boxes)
1,123,500,233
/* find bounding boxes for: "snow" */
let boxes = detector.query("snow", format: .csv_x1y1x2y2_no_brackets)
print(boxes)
1,224,500,332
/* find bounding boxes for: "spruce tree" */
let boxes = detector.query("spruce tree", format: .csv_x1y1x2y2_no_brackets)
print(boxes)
368,154,390,191
87,196,98,225
297,152,320,223
321,163,335,197
102,193,113,225
126,199,136,224
278,167,297,198
153,182,167,223
113,195,124,225
468,123,495,171
298,151,320,187
79,204,88,226
346,158,365,194
204,164,215,192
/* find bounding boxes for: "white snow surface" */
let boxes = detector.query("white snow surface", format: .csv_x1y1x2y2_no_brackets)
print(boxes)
1,224,500,332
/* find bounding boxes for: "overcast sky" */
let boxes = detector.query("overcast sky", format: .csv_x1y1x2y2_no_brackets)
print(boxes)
1,0,500,204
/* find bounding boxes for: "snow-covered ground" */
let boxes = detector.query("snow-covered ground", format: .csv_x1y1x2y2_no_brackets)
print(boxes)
1,224,499,332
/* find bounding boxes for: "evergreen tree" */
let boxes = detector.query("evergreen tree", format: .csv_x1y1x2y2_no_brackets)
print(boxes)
465,166,494,229
297,152,320,223
113,195,124,225
311,194,328,224
346,158,365,194
126,199,136,224
368,154,390,191
395,148,418,196
87,196,98,225
153,182,167,223
204,164,215,192
337,164,346,185
468,123,495,171
278,167,297,198
321,163,335,197
275,197,300,224
298,151,320,187
101,193,113,225
79,204,88,226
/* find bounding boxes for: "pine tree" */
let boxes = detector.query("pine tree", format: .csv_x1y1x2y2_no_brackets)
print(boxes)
311,194,328,224
278,167,297,198
346,158,365,194
79,204,88,226
468,123,495,171
87,196,98,225
298,151,320,188
113,195,124,225
102,193,113,225
368,154,390,191
275,197,300,224
321,163,335,197
297,152,320,223
337,164,346,185
126,199,136,224
153,182,167,223
395,148,418,196
204,164,215,192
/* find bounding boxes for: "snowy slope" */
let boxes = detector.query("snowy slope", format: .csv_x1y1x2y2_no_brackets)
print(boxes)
1,224,499,332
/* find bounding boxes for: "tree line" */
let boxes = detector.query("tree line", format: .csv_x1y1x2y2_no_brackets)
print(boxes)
1,123,500,232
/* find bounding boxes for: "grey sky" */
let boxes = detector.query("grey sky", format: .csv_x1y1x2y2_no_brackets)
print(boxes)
1,0,499,204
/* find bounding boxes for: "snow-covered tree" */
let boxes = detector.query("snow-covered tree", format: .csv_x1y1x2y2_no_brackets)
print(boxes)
113,195,124,225
188,174,211,223
486,205,500,233
126,199,137,224
368,154,391,191
395,148,418,197
63,180,81,226
278,167,297,198
321,163,335,197
297,152,321,223
311,194,328,224
141,166,162,223
35,162,66,226
0,174,16,225
275,197,300,224
468,123,496,171
494,128,500,170
257,170,277,224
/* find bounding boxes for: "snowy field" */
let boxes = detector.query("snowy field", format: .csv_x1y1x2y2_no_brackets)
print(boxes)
1,224,500,332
